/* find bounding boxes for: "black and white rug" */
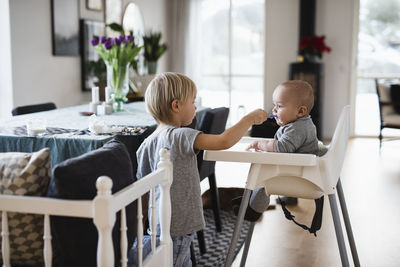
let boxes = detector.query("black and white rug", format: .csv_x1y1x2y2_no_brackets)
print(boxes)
192,209,251,267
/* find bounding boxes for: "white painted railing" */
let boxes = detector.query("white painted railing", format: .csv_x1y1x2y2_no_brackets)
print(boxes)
0,148,173,267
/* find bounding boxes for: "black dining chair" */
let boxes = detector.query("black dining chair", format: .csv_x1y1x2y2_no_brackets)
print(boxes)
375,79,400,148
11,102,57,116
195,107,229,256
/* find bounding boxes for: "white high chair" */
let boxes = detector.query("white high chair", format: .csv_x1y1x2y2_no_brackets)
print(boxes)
203,106,360,267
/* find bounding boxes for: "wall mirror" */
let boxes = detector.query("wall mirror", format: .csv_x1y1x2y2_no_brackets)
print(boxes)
122,3,144,45
123,2,146,77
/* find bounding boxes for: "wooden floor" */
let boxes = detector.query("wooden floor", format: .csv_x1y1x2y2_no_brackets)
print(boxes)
203,138,400,267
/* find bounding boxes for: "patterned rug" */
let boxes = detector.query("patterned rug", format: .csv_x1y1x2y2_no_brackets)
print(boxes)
192,209,251,267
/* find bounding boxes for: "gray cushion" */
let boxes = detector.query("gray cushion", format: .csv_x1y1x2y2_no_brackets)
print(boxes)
47,140,137,267
0,148,51,266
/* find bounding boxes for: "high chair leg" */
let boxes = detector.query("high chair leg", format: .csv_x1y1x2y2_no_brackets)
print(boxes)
337,179,360,267
328,194,350,267
240,221,256,267
224,189,252,267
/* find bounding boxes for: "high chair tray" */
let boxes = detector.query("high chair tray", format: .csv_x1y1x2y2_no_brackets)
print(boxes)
203,137,317,166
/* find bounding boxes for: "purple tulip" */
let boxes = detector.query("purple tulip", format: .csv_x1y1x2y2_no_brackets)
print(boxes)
91,37,99,46
126,35,133,42
119,35,125,42
104,40,113,50
100,36,107,43
113,37,121,46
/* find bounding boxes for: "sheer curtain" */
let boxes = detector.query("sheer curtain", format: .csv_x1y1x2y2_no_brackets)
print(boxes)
167,0,265,125
166,0,200,80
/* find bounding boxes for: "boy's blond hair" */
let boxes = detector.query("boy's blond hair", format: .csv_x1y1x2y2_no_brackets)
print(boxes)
145,72,197,123
281,80,314,113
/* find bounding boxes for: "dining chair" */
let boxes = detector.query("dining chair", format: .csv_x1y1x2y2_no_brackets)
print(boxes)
11,102,57,116
194,107,230,257
204,106,360,267
374,79,400,148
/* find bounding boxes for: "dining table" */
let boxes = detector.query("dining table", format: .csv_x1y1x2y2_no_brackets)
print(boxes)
0,102,209,174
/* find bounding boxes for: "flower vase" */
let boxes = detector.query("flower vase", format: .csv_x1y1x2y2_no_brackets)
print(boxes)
106,61,130,112
147,61,158,74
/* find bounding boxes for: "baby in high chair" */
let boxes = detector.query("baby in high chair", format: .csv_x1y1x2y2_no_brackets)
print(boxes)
234,80,326,221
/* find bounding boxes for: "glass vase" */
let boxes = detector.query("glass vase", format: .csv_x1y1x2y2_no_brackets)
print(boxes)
146,61,158,74
106,61,130,112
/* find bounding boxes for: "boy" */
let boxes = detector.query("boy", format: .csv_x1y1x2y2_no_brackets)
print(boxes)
136,72,268,266
236,80,322,221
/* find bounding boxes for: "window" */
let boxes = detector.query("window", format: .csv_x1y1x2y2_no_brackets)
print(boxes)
356,0,400,136
194,0,264,124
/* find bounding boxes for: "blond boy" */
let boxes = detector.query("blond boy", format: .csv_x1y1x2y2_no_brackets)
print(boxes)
136,72,268,266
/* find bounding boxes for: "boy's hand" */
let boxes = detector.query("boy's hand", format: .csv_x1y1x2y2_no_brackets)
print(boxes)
246,109,268,125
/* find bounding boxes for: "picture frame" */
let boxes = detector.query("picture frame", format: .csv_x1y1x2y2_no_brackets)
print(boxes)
51,0,80,56
86,0,103,11
80,20,106,92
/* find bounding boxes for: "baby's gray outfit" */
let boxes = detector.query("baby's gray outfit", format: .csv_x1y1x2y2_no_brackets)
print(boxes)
250,115,319,213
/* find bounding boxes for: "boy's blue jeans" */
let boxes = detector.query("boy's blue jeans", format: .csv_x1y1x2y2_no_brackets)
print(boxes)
129,233,194,267
172,233,194,267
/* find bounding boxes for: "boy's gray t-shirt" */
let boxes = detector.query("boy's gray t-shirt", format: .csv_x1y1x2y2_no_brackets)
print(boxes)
136,125,205,237
274,115,319,155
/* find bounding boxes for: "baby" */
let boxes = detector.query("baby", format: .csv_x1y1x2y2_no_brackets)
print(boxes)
247,80,318,154
235,80,321,221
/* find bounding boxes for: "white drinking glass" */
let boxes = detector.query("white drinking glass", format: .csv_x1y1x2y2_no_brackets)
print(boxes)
26,118,47,136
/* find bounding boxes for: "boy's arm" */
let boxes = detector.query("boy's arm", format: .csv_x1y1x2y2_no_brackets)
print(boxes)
193,109,268,151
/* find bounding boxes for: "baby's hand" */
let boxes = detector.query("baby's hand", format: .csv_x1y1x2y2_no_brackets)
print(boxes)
246,141,260,151
246,140,270,152
246,109,268,125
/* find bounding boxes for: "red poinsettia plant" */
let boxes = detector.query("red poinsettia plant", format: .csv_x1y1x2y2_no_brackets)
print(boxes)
299,35,331,60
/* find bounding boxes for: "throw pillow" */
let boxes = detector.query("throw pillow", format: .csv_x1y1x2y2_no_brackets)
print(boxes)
0,148,51,266
47,139,137,267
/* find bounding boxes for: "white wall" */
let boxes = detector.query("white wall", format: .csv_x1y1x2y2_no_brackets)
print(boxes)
0,0,167,119
264,0,299,112
317,0,357,138
264,0,357,138
9,0,86,112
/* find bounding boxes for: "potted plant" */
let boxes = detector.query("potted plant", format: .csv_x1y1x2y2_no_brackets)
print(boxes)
143,31,167,74
299,35,331,62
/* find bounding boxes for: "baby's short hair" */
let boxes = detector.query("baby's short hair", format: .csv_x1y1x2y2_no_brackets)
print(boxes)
281,80,314,113
145,72,196,123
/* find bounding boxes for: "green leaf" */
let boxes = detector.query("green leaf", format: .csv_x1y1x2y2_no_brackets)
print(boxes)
106,23,125,34
143,31,167,62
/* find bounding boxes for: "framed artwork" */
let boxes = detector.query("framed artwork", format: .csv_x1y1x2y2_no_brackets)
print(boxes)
51,0,80,56
86,0,103,11
80,20,106,92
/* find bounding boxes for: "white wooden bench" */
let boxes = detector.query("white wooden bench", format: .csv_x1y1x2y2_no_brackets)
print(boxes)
1,148,173,267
